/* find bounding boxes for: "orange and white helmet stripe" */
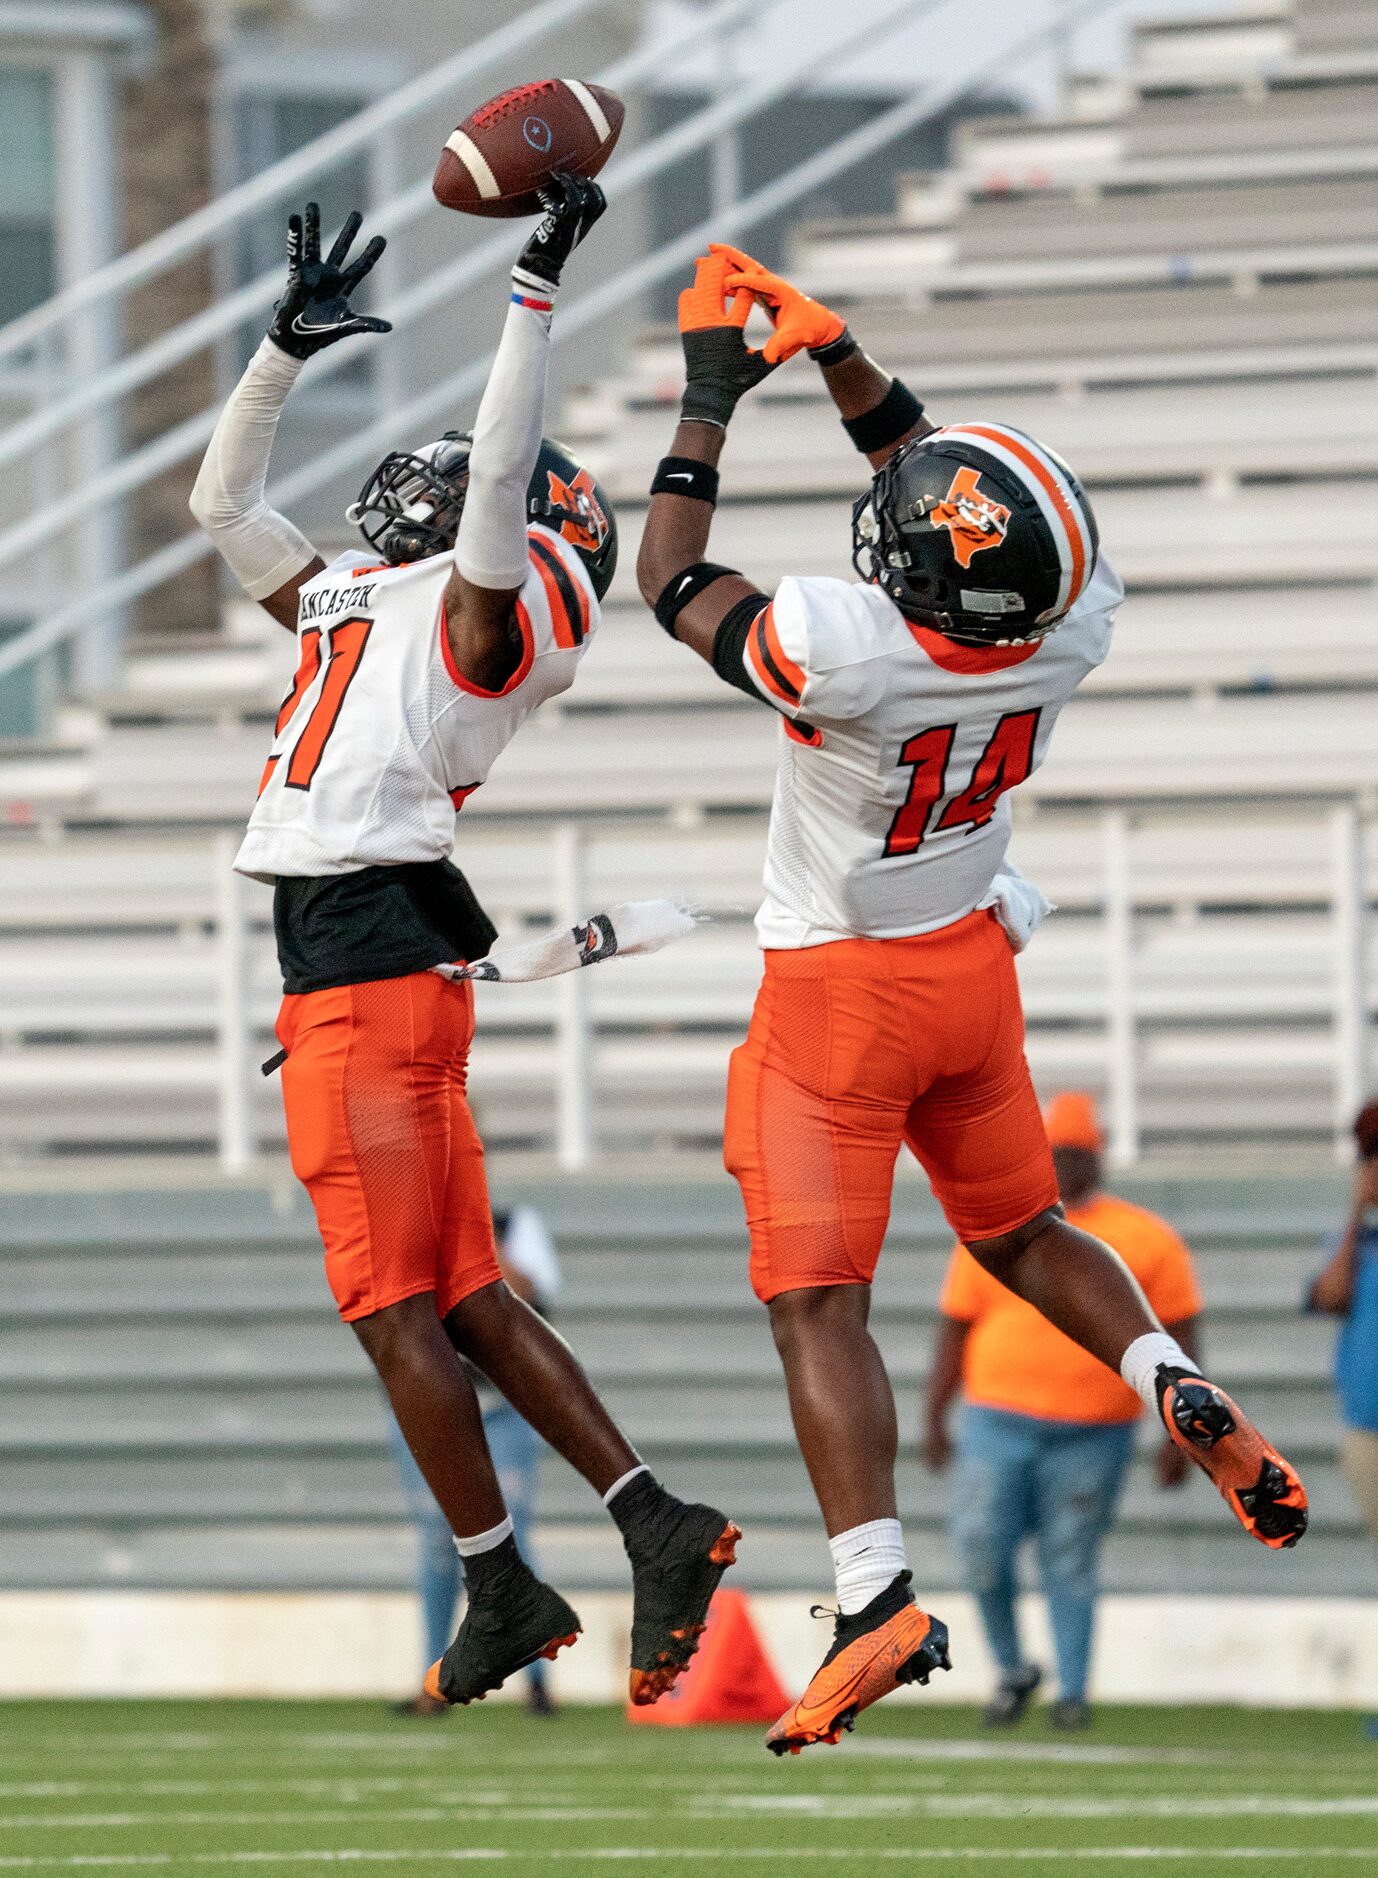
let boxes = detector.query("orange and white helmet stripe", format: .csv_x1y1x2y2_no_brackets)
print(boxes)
930,422,1097,622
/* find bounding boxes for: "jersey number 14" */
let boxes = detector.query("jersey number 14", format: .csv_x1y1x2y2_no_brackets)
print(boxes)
883,708,1041,857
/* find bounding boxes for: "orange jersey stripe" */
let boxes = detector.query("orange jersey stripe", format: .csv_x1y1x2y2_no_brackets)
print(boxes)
961,424,1087,606
746,613,798,709
529,541,577,649
761,604,806,697
566,551,591,641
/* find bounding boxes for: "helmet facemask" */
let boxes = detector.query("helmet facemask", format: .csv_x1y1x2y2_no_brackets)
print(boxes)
348,434,471,564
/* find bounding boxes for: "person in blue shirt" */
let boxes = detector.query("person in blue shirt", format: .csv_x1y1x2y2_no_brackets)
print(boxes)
1308,1101,1378,1554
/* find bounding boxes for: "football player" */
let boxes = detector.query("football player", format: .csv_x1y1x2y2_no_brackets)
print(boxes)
190,183,738,1709
637,244,1308,1755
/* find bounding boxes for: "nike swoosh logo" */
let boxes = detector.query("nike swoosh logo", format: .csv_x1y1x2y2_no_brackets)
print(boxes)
676,576,694,594
786,1615,931,1729
666,472,694,482
292,313,342,334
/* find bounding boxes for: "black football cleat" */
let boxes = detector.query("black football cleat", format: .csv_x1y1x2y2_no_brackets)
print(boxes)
625,1497,741,1706
1156,1364,1308,1550
424,1569,580,1707
766,1572,951,1756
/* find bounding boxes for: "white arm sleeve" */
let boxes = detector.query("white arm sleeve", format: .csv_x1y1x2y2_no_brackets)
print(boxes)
453,290,553,593
189,337,317,602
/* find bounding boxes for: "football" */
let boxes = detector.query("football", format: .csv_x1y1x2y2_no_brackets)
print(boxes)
434,79,624,219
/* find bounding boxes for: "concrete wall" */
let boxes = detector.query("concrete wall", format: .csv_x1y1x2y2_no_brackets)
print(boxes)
5,1589,1378,1707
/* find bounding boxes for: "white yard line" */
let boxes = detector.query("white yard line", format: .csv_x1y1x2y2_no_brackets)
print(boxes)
0,1781,515,1802
0,1809,650,1831
10,1794,1378,1831
706,1793,1378,1820
3,1847,1378,1867
9,1733,1369,1780
0,1732,1279,1768
843,1737,1252,1766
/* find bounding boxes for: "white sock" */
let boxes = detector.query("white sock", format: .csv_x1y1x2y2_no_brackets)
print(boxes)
453,1515,513,1560
602,1463,649,1508
829,1518,908,1616
1120,1331,1193,1415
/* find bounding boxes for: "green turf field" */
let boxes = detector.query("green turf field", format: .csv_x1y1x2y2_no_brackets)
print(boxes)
1,1699,1376,1875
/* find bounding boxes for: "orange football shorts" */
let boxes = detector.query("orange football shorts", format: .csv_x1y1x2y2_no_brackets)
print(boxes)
275,971,501,1323
724,909,1058,1303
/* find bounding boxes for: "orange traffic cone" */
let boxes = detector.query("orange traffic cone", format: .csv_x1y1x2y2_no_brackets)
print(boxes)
627,1588,790,1726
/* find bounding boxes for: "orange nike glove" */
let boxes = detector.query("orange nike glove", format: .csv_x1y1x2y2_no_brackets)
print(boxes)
711,242,851,367
677,249,776,427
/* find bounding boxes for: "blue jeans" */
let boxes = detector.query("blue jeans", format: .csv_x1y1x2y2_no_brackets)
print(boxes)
388,1398,546,1685
950,1401,1136,1702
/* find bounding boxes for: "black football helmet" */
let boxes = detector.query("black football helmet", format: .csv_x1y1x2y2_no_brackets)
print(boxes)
852,423,1099,646
347,433,618,600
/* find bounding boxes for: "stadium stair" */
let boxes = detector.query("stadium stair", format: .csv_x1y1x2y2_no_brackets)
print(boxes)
0,1171,1364,1599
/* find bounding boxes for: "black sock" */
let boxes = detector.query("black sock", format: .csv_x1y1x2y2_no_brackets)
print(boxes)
460,1533,527,1600
606,1468,675,1542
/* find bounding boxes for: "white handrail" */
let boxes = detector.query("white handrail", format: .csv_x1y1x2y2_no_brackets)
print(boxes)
0,0,759,494
0,0,929,570
0,0,601,367
0,0,1130,686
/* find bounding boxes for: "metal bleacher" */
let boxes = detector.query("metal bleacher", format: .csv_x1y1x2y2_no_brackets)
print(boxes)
5,9,1377,1164
0,0,1374,1601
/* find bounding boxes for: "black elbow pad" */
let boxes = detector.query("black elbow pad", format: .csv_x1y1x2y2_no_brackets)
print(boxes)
712,592,773,701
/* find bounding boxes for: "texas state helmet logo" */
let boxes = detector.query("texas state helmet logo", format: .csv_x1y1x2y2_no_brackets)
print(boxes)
930,466,1010,569
546,467,609,555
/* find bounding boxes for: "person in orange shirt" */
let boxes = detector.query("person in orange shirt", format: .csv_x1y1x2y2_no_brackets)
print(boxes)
924,1092,1203,1729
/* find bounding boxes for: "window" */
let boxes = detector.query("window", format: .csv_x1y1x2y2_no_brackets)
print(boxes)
227,79,378,381
0,65,56,327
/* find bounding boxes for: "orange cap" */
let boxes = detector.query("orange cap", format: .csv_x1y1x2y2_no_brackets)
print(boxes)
1044,1090,1103,1152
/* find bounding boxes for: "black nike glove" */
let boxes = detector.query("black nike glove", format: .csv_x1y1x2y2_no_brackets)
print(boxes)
267,201,392,361
677,249,777,429
513,173,607,294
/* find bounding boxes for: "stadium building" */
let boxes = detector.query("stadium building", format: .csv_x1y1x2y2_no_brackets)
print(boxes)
0,0,1375,1729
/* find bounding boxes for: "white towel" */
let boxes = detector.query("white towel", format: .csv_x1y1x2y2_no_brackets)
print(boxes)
978,862,1054,954
432,898,698,985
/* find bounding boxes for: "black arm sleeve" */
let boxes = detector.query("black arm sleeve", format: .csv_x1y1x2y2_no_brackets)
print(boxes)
710,591,773,701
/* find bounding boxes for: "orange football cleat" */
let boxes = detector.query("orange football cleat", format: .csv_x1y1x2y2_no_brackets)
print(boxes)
766,1573,950,1756
1156,1365,1308,1549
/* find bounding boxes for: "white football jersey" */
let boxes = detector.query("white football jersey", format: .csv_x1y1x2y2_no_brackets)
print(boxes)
740,558,1123,948
235,524,596,882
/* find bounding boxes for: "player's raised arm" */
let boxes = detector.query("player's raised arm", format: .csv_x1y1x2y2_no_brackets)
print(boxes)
189,202,391,630
443,175,604,689
635,250,780,685
715,243,932,470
